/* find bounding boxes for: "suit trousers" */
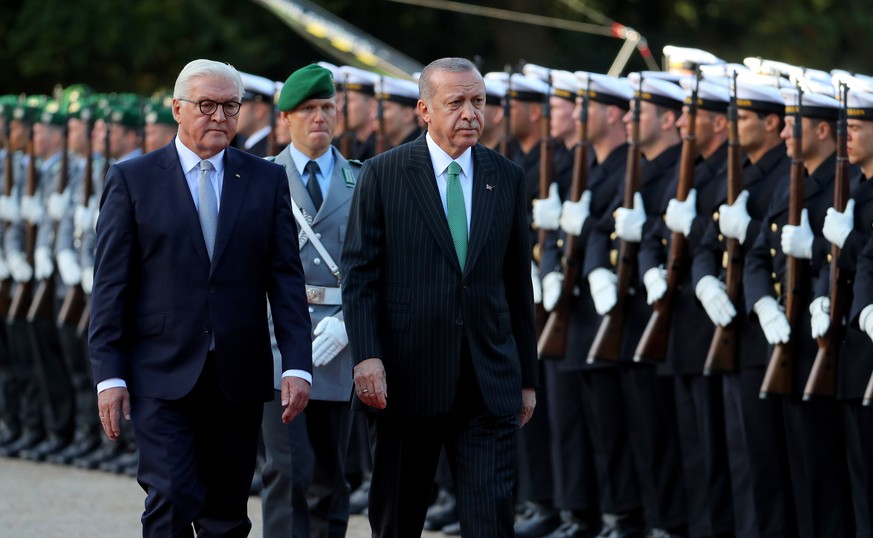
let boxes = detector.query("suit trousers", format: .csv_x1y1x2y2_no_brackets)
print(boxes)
517,360,555,505
722,369,796,538
368,341,518,537
132,355,262,538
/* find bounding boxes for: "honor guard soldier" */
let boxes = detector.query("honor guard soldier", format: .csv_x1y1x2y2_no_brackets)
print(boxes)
823,78,873,536
744,82,853,537
235,71,276,157
334,65,380,161
478,77,507,151
374,76,421,150
691,73,796,537
143,96,178,154
638,75,736,538
260,64,360,538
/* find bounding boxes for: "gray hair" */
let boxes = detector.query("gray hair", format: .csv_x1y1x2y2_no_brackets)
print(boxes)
419,57,481,104
173,59,244,101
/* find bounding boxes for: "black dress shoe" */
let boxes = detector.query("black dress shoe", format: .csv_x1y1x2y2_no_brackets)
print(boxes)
47,434,102,465
72,441,125,469
349,478,370,515
0,424,21,447
19,436,70,461
99,448,139,473
515,502,562,538
442,520,461,536
424,489,458,531
597,511,645,538
0,430,45,458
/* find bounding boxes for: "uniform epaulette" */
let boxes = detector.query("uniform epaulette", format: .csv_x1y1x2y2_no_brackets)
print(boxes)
263,155,277,163
347,159,363,167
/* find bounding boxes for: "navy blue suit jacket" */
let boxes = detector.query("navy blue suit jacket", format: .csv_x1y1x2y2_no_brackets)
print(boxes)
89,141,311,403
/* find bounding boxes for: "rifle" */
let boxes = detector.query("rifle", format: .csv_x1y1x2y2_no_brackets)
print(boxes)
634,76,700,363
7,132,38,323
760,85,806,398
28,111,70,323
58,108,92,328
0,119,15,316
804,82,850,399
534,72,554,335
498,64,514,160
375,77,388,155
538,78,590,358
338,74,354,158
587,76,643,363
704,71,742,374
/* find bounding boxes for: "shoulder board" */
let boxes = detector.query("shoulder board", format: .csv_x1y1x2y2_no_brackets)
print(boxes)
343,167,357,187
347,159,363,167
263,155,277,163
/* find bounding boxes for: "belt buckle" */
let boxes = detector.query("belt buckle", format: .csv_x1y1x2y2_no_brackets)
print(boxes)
306,286,325,304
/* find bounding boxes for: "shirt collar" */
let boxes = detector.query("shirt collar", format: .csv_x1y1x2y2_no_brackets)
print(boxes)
175,136,225,176
288,143,334,180
426,131,473,178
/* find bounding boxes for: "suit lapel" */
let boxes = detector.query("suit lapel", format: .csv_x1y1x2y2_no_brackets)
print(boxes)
211,147,249,274
313,147,354,224
157,144,210,267
405,137,460,272
465,145,497,275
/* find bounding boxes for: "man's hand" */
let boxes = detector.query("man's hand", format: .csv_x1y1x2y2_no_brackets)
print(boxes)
753,296,791,345
532,183,562,231
542,271,563,312
695,275,736,327
97,387,131,441
822,199,855,249
588,267,618,315
614,192,646,242
312,316,348,367
519,388,536,428
354,358,388,409
559,190,591,236
809,296,830,339
530,261,542,305
781,208,814,259
281,376,311,424
643,267,668,305
719,190,752,243
665,189,697,237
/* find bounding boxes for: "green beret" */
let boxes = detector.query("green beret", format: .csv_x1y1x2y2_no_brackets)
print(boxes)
11,95,48,124
110,103,143,128
145,97,176,126
0,95,18,121
278,64,336,112
40,100,67,126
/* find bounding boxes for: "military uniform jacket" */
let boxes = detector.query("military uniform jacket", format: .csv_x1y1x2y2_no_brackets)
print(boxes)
692,144,789,369
273,145,359,402
639,142,728,375
540,143,628,369
744,153,840,393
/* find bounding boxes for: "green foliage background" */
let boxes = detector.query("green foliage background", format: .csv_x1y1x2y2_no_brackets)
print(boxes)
0,0,866,95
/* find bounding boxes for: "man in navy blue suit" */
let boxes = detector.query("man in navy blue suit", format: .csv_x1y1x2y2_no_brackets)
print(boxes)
89,59,312,537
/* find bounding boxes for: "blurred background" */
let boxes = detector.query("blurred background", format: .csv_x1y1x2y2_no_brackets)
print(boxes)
1,0,867,93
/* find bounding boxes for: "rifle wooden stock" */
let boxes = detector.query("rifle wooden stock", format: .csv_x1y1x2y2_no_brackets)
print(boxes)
534,92,554,337
634,88,698,364
26,278,54,322
375,95,388,155
589,88,642,363
804,87,850,399
704,78,742,375
760,113,805,398
538,138,589,358
7,138,38,323
76,297,90,339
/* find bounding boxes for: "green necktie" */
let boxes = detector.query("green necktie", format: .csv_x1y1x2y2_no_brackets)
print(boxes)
446,161,467,270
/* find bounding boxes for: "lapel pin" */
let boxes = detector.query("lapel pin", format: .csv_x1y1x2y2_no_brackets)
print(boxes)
486,184,494,192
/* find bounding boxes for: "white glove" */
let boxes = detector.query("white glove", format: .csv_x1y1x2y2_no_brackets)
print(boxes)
0,257,9,280
47,191,69,221
753,296,791,345
665,189,697,236
532,183,562,231
542,271,563,312
809,296,830,339
822,199,854,249
81,266,94,294
531,261,542,305
20,195,43,224
643,267,668,305
34,246,54,280
0,195,20,223
860,305,873,344
587,267,618,315
695,275,736,327
718,190,752,243
74,203,95,235
56,249,82,286
312,316,348,367
781,208,813,259
7,252,32,283
559,190,592,236
614,192,646,242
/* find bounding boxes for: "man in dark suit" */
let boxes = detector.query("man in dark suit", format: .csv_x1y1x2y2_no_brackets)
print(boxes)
342,57,538,537
89,59,312,537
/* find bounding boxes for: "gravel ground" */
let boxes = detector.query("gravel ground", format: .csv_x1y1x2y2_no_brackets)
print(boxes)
0,456,444,537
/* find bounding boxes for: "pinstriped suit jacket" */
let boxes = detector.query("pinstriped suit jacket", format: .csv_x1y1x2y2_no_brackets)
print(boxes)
341,133,538,417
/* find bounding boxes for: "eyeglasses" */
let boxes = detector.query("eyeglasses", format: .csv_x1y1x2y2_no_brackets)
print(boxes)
178,98,241,117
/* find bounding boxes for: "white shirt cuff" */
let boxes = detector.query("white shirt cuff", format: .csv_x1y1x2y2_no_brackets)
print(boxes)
282,369,312,385
96,378,127,393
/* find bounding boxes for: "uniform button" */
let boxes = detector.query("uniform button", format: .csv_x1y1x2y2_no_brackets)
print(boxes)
308,307,315,313
770,248,776,257
455,318,463,326
313,258,321,265
771,222,778,233
609,232,617,241
772,272,777,279
827,253,833,263
718,234,723,242
315,233,322,239
557,239,564,248
661,238,668,246
713,211,719,221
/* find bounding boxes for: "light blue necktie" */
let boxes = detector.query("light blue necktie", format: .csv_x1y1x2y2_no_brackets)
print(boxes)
198,160,218,261
446,161,467,270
